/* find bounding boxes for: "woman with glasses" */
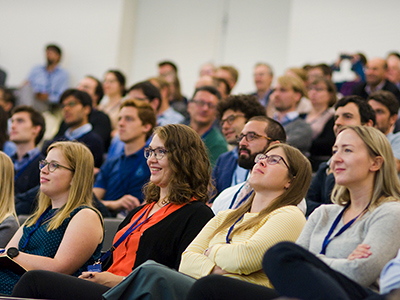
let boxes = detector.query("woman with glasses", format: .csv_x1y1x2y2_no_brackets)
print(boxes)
0,141,104,295
305,77,337,171
0,152,19,248
12,124,214,300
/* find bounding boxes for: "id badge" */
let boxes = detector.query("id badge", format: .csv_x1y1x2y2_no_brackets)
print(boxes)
87,263,102,272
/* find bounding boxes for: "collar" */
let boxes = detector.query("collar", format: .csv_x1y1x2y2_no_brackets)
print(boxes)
65,123,93,140
274,111,299,126
122,146,145,159
365,80,386,95
13,147,41,171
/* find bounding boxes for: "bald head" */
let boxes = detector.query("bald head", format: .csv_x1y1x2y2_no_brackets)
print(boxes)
365,58,387,87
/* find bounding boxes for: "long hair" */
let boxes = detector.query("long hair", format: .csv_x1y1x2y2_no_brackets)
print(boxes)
0,152,17,224
214,143,312,236
144,124,212,204
331,126,400,209
26,141,101,231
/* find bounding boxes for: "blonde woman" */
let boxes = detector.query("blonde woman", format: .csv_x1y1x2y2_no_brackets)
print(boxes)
0,152,19,248
0,141,104,295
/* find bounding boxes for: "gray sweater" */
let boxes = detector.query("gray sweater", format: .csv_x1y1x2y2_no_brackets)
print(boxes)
297,201,400,289
0,215,19,248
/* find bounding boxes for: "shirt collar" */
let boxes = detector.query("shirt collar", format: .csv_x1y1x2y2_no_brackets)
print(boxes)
65,123,93,140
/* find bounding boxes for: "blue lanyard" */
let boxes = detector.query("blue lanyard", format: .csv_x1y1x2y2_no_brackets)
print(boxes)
226,214,244,244
99,205,157,263
320,202,369,255
228,184,254,210
14,152,41,181
21,207,57,250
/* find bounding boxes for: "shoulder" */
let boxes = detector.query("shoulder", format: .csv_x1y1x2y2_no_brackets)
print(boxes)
69,207,103,226
372,200,400,214
308,203,343,220
0,215,19,229
269,205,306,220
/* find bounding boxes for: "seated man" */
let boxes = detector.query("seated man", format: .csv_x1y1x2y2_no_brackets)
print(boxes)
42,89,104,168
94,100,156,217
10,105,45,215
306,96,375,216
212,94,266,198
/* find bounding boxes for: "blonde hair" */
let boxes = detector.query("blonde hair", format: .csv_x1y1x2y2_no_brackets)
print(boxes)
277,75,307,98
0,152,17,224
26,141,101,231
214,143,312,237
331,126,400,209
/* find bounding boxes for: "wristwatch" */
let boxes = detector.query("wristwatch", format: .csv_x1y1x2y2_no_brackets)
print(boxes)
7,247,19,259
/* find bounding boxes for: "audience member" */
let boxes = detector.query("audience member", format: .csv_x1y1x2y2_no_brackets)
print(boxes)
306,77,337,171
0,141,104,295
213,77,231,100
306,96,375,216
42,89,104,168
24,44,69,113
0,67,6,86
55,76,112,151
0,105,16,156
0,87,16,118
212,116,286,213
352,58,400,102
158,60,178,80
252,63,274,107
10,106,46,215
386,52,400,90
212,95,266,197
215,65,239,91
188,86,228,167
306,63,332,87
199,62,216,77
94,100,155,217
270,75,312,155
98,70,126,132
0,151,19,247
12,124,215,300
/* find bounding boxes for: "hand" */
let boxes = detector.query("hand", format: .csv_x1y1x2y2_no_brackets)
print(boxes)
104,195,141,212
79,271,124,288
210,266,229,275
347,244,372,260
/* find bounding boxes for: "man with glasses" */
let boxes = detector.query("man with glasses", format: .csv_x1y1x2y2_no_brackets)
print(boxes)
41,89,104,168
188,86,227,167
211,116,288,214
9,106,45,215
212,95,266,198
94,100,156,217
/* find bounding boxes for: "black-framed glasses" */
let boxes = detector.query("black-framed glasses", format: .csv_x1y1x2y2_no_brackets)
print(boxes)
61,101,80,109
254,154,290,170
220,114,245,127
39,160,74,173
190,99,217,110
236,132,271,143
144,147,169,160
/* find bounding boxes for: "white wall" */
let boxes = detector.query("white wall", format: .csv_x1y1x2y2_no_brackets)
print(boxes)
1,0,400,97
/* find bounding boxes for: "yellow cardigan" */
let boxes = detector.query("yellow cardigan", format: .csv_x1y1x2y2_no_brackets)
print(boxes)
179,205,306,287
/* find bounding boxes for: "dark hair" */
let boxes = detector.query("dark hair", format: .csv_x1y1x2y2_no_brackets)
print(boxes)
46,44,62,56
217,94,266,121
213,77,231,95
86,75,104,104
59,89,92,110
11,105,46,145
144,124,212,204
335,96,376,126
192,86,222,101
368,90,400,116
388,52,400,59
0,87,16,113
247,116,287,143
313,63,332,77
128,81,162,111
310,77,337,107
0,106,8,150
158,61,178,73
106,70,126,96
120,99,157,140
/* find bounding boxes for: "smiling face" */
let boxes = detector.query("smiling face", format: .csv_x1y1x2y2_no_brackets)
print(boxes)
147,134,172,193
331,129,378,189
40,148,74,202
221,109,247,145
188,90,218,128
249,147,291,193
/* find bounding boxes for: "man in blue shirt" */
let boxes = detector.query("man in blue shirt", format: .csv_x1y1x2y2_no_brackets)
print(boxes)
94,100,156,217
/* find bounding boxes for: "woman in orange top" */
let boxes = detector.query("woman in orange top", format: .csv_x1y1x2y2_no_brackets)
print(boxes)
13,124,214,300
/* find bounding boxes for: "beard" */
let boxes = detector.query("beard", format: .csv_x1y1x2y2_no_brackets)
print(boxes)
238,144,269,170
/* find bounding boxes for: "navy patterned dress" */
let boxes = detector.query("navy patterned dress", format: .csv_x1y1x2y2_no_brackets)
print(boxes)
0,206,103,295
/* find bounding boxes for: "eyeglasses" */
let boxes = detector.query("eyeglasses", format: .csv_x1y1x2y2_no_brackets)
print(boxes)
254,154,290,170
307,87,328,92
190,99,217,110
220,114,245,127
39,160,74,173
144,147,169,160
236,132,271,143
61,101,80,109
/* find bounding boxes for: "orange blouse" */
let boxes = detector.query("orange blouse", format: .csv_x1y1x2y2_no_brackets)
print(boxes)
107,202,184,276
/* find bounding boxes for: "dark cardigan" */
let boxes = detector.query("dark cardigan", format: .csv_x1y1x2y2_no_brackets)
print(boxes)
103,201,214,271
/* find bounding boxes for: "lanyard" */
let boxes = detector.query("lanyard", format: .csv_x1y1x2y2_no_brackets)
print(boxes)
21,207,57,250
320,202,369,255
98,205,156,264
14,152,41,181
228,184,254,210
226,214,244,244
